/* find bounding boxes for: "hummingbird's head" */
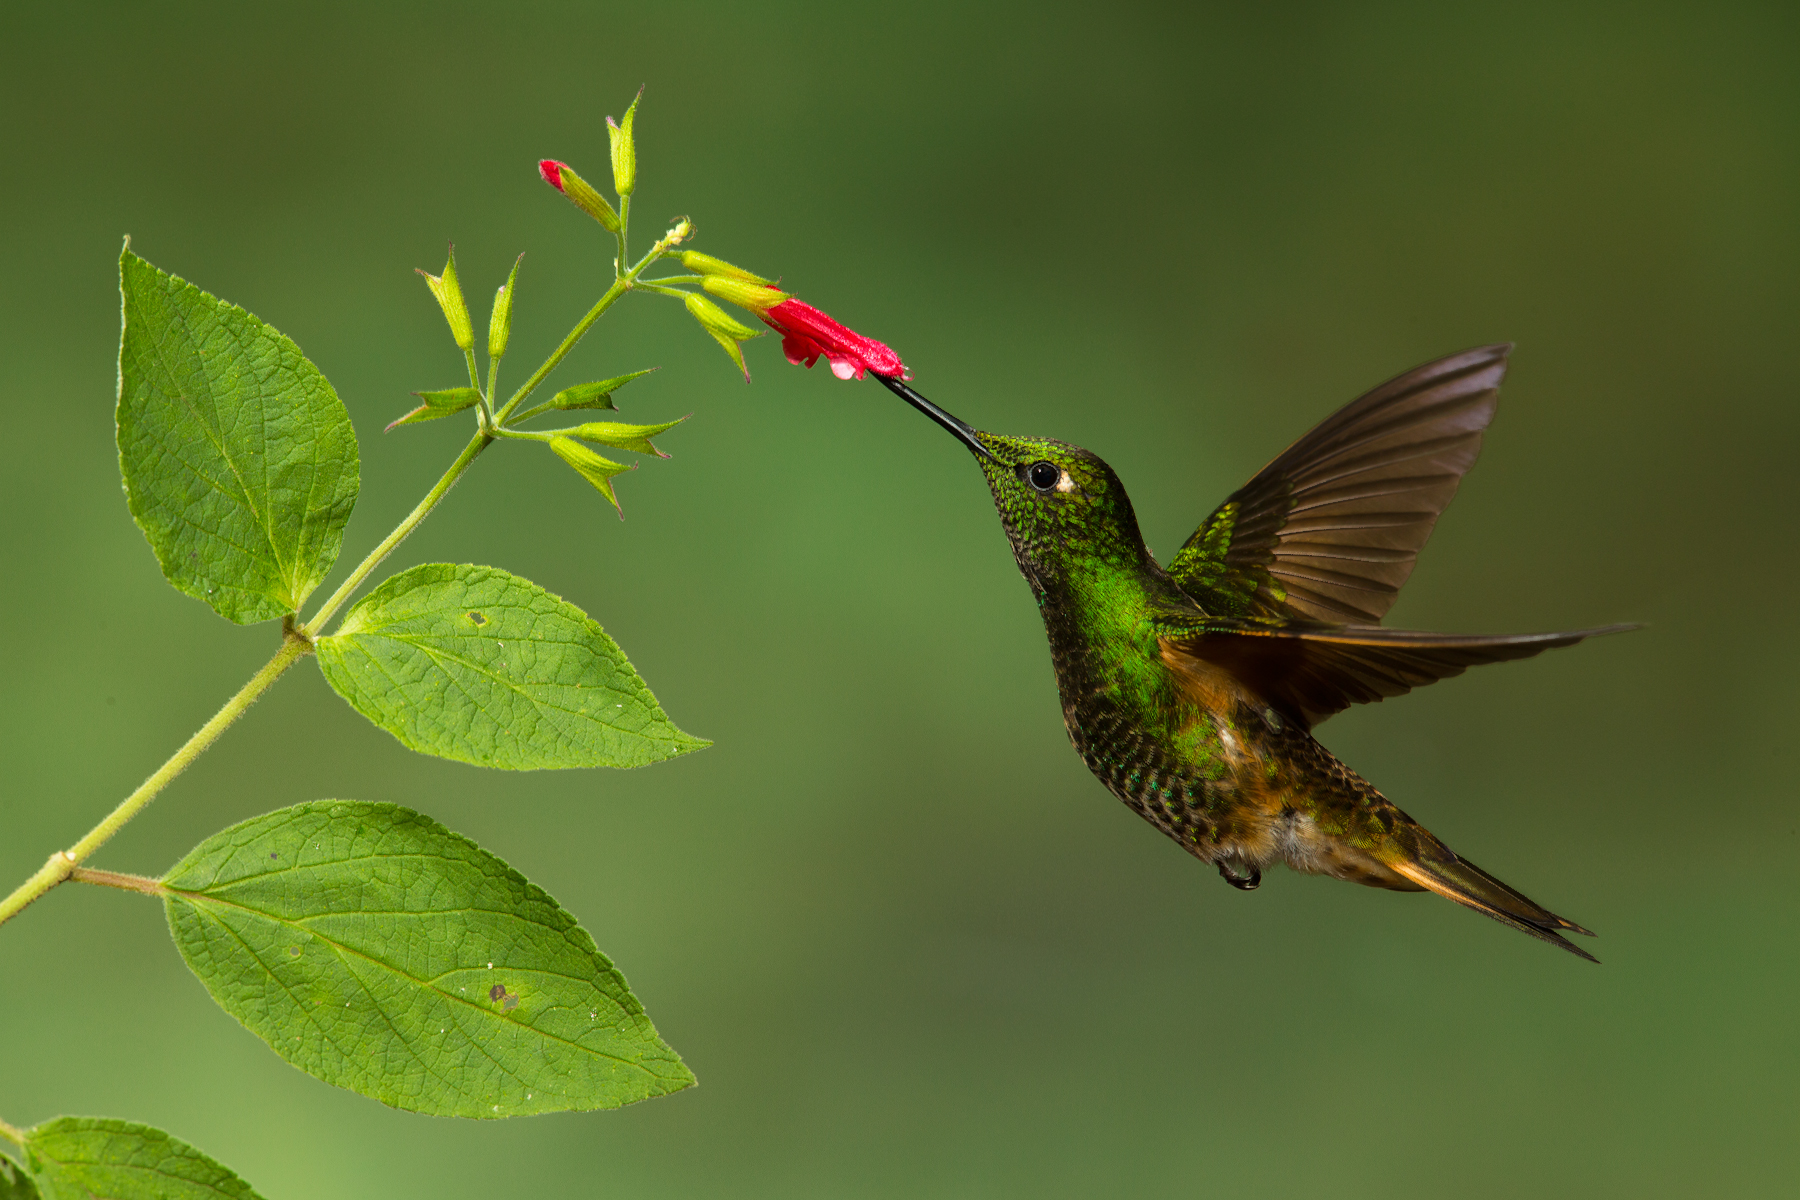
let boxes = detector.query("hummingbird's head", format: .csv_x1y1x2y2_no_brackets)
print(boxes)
875,376,1152,601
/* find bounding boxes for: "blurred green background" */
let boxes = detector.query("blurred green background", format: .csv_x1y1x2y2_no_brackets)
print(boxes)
1,2,1794,1196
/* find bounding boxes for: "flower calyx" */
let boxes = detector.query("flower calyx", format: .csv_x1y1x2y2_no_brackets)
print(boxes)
417,245,474,351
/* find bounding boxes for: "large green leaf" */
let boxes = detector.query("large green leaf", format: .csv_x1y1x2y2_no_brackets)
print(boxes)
9,1118,262,1200
162,801,695,1118
117,246,360,624
315,563,708,769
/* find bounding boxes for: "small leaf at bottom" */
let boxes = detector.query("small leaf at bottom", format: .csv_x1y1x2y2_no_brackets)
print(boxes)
18,1117,263,1200
162,800,696,1118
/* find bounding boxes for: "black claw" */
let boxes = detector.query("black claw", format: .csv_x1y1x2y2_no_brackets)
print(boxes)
1218,862,1261,891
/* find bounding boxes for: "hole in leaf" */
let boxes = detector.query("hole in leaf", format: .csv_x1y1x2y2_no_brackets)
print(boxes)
468,611,488,626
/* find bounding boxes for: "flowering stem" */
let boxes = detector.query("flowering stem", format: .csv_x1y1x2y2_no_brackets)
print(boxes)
0,1116,23,1148
637,275,703,287
634,283,692,301
492,279,629,425
299,431,490,637
0,232,678,938
0,631,309,930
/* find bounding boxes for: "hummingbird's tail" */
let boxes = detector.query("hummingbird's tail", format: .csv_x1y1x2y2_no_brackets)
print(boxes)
1387,842,1598,962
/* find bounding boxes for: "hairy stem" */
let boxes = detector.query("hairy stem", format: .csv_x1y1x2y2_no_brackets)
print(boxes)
0,632,308,929
463,347,492,427
71,868,168,898
300,432,489,636
493,279,629,425
0,1115,24,1148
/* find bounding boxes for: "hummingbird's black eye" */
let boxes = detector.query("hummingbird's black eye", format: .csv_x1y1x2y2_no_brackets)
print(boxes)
1027,461,1060,492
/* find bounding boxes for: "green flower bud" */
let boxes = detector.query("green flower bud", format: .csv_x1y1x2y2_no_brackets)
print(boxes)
550,435,633,515
684,292,760,340
679,251,772,285
417,245,473,350
548,368,658,412
573,417,685,458
538,160,621,232
685,292,763,381
703,275,788,313
385,386,481,431
488,254,522,361
608,88,641,198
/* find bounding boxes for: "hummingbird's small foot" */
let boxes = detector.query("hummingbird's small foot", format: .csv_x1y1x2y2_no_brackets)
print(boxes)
1217,861,1261,891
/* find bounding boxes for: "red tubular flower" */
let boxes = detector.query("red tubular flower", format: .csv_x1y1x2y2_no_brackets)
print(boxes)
761,299,907,381
538,159,568,190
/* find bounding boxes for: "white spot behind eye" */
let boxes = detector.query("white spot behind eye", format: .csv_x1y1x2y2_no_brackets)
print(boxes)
1054,470,1076,493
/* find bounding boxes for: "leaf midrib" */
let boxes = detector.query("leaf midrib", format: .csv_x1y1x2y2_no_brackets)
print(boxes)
168,885,658,1072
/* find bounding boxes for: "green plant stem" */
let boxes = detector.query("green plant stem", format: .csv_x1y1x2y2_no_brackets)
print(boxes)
493,279,629,425
464,347,492,427
634,283,692,301
616,194,631,278
0,632,308,930
71,868,168,897
0,1115,24,1148
491,427,556,442
299,432,489,636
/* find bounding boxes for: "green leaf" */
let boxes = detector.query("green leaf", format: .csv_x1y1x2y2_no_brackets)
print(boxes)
574,417,685,458
162,801,695,1118
315,564,708,769
14,1117,263,1200
117,246,360,624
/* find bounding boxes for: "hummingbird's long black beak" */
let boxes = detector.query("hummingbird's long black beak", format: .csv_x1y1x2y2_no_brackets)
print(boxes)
875,374,997,461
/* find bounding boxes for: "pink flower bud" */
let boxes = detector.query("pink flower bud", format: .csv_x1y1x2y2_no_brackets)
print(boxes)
536,160,620,232
761,299,906,381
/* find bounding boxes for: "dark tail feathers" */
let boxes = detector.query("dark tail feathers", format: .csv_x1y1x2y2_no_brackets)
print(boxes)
1390,847,1598,963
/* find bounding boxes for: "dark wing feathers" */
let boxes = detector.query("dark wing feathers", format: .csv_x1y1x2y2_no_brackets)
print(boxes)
1168,345,1509,623
1166,623,1637,729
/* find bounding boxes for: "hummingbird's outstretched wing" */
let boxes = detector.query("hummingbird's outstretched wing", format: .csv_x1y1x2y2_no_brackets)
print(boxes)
1167,345,1508,624
1161,622,1636,729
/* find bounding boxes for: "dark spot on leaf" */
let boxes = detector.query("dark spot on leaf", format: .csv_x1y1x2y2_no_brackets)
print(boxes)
468,611,488,626
270,851,278,858
289,946,301,957
489,983,506,1001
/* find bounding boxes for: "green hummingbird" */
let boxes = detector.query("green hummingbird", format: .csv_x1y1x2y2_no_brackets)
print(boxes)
875,345,1631,960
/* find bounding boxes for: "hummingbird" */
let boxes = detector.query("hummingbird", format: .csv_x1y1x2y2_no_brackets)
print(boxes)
875,345,1631,961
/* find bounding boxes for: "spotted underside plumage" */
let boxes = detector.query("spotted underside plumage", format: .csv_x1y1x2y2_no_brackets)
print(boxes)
878,345,1633,961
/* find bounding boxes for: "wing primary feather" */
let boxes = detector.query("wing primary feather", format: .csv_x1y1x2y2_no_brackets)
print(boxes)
1168,345,1512,624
